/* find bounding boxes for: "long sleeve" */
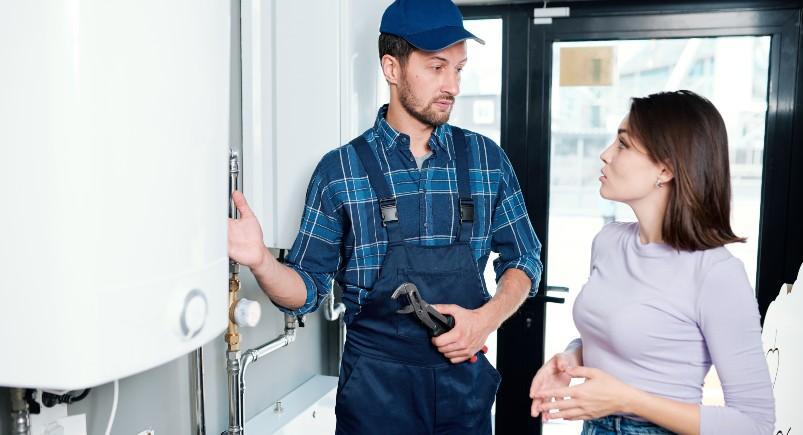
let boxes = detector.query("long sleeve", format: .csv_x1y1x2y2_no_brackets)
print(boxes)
276,159,345,316
697,258,775,435
490,150,543,296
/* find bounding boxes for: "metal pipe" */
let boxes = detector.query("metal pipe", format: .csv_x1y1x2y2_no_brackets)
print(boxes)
322,293,346,368
244,314,298,365
223,147,245,435
224,351,244,435
224,314,300,435
222,143,300,434
190,348,207,435
10,388,30,435
322,293,346,321
228,149,241,220
226,149,242,354
228,149,240,278
338,321,346,369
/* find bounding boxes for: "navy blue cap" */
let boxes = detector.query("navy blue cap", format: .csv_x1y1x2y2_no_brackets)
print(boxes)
380,0,485,52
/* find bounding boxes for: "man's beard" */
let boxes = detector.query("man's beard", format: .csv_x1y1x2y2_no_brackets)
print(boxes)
398,73,454,127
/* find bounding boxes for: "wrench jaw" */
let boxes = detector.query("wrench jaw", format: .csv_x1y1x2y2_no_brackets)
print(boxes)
397,304,415,314
392,282,426,316
391,282,418,301
392,282,455,337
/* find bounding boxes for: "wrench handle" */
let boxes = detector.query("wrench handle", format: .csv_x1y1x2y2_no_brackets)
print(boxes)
431,314,455,337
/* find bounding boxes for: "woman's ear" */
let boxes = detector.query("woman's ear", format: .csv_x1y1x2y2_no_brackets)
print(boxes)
658,163,675,184
381,54,401,85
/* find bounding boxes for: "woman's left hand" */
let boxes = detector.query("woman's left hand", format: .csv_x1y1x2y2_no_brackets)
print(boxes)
530,366,641,421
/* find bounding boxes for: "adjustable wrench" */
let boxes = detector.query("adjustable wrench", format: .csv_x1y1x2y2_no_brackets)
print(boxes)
392,282,454,336
391,282,489,362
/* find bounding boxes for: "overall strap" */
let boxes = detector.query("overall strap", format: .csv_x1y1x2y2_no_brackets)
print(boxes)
452,127,474,243
351,135,403,243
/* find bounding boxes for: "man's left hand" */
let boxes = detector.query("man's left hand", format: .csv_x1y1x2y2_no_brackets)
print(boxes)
430,304,495,364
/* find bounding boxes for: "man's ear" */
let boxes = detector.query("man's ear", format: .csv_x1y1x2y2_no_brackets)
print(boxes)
381,54,402,85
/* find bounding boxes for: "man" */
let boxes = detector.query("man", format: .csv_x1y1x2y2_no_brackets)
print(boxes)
228,0,542,433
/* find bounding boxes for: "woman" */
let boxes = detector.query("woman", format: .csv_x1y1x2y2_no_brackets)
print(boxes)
529,90,774,435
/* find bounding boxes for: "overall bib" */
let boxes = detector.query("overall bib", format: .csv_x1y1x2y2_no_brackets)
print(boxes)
335,128,501,435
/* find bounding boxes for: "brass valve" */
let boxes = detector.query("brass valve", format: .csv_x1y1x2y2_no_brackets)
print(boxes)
225,274,241,351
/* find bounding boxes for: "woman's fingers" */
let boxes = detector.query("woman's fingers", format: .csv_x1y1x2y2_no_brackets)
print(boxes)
545,407,589,421
530,398,543,417
532,386,575,400
539,398,580,413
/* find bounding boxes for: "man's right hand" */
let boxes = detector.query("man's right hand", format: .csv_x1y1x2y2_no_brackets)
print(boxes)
228,191,268,269
529,349,581,420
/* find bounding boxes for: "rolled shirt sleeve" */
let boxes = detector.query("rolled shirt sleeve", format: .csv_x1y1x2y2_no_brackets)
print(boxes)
490,150,543,296
274,160,344,316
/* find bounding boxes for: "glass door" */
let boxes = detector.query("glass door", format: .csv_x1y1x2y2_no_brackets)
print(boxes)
461,4,803,434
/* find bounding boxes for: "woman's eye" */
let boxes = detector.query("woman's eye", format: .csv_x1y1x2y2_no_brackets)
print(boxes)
617,140,627,149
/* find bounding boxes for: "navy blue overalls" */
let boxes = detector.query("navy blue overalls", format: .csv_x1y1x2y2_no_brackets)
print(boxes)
335,128,501,435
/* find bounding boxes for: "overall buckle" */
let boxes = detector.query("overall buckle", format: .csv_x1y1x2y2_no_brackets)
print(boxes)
460,198,474,222
379,197,399,226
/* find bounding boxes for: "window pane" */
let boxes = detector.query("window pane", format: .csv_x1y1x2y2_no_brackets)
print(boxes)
451,19,503,144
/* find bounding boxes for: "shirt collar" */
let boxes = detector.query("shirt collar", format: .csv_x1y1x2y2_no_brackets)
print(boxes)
373,105,450,155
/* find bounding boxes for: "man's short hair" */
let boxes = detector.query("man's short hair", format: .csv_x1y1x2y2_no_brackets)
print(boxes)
378,33,416,65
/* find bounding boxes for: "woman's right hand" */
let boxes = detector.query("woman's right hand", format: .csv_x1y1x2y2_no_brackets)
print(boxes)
529,350,581,420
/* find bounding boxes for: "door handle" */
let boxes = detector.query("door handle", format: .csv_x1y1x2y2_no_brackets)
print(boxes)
533,285,568,304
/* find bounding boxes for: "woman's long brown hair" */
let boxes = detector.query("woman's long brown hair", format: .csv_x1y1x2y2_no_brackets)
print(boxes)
628,90,745,251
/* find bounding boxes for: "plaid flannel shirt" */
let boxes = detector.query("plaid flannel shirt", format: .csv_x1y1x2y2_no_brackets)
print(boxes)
279,106,542,318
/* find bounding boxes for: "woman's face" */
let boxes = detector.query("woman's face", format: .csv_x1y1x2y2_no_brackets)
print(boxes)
599,115,669,204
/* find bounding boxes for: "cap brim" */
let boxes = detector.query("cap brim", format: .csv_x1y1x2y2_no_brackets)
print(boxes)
403,26,485,52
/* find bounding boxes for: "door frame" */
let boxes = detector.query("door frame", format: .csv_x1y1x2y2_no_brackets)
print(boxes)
461,2,803,434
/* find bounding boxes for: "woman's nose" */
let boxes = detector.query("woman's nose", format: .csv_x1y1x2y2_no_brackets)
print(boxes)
600,143,614,164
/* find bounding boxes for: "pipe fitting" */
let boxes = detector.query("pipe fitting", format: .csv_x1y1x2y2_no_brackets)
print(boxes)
10,388,30,435
322,293,346,321
224,314,301,434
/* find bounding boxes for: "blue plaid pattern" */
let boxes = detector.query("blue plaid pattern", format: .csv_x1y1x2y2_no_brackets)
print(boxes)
280,106,542,316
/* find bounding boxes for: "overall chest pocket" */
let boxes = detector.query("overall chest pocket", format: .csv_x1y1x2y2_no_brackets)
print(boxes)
394,267,486,340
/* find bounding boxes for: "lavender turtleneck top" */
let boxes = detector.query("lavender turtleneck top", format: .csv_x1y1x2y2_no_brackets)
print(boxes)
571,222,774,434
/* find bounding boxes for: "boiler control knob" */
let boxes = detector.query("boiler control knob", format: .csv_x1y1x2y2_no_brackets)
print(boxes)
234,298,262,327
180,289,208,339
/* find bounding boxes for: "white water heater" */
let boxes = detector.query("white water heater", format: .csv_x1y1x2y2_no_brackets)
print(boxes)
0,1,230,389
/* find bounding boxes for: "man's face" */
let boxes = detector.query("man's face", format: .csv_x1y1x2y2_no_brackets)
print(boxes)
397,42,467,127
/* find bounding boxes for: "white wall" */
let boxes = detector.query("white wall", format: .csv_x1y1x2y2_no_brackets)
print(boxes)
243,0,392,250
